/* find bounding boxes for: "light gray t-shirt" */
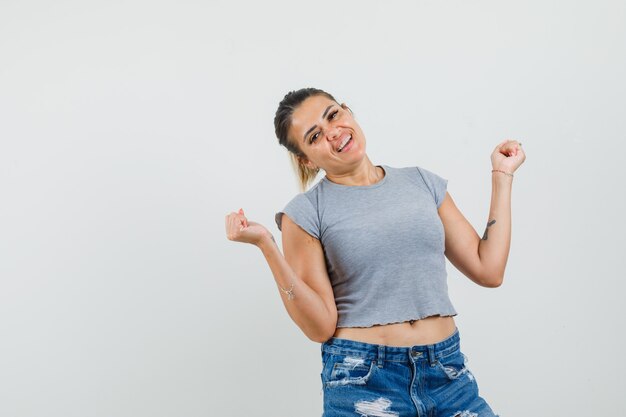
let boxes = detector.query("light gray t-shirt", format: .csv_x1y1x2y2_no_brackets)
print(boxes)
275,164,457,328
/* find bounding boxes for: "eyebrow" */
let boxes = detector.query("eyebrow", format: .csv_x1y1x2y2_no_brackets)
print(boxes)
303,104,335,143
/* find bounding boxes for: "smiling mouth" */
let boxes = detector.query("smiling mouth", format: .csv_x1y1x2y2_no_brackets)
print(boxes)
337,135,352,152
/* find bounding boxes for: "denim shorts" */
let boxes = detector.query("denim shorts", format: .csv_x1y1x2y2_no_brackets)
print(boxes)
320,327,499,417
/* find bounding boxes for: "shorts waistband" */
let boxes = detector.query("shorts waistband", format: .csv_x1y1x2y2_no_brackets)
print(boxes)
321,327,460,363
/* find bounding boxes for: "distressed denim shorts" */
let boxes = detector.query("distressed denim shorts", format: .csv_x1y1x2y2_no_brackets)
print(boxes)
320,327,499,417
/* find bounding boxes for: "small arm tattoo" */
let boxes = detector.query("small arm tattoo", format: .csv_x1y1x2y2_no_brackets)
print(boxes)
482,219,496,240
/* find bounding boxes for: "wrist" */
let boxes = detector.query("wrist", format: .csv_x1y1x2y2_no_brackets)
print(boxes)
491,170,514,188
491,169,513,177
256,233,277,252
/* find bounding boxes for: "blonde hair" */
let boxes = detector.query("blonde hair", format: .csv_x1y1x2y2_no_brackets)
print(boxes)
289,153,321,192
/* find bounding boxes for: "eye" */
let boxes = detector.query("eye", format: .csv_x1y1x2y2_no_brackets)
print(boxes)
309,110,340,144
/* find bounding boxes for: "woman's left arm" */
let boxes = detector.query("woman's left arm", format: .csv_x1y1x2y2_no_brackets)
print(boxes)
438,140,526,288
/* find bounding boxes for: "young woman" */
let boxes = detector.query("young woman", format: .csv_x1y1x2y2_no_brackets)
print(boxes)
225,88,525,416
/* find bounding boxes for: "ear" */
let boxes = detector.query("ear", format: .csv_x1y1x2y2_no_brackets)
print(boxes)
297,155,317,170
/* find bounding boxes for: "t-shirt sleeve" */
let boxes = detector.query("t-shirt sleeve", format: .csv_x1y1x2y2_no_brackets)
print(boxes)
275,194,321,240
416,166,448,209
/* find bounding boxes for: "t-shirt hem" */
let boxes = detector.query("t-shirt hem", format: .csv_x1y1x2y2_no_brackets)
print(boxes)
336,310,458,329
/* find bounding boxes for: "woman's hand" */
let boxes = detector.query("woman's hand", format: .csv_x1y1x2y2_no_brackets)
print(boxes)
491,139,526,174
225,208,273,247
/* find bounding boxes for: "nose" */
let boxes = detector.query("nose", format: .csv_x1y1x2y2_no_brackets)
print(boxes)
325,126,340,141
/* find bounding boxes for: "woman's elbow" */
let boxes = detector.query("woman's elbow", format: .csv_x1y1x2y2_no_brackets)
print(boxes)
308,318,337,343
479,274,504,288
309,332,331,343
308,328,335,343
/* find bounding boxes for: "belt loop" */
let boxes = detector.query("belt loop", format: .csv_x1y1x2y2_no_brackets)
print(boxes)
427,345,436,366
377,345,385,368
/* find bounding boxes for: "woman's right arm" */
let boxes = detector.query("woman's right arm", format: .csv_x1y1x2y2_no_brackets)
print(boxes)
226,209,337,343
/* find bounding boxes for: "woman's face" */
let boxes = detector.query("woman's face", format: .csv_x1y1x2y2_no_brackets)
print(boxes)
288,94,367,174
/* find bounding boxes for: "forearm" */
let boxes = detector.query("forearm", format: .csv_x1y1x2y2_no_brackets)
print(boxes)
257,236,334,342
478,172,513,286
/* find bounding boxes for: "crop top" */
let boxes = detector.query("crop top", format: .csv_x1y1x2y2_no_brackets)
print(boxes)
274,164,458,328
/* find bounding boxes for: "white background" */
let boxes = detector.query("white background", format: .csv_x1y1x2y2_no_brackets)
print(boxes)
1,1,624,416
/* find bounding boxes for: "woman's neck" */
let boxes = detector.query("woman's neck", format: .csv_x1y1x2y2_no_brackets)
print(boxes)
325,162,384,186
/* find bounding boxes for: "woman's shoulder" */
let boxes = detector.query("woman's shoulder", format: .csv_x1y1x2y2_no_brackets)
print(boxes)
390,164,446,181
392,164,448,199
388,164,434,182
275,186,322,236
387,164,442,173
292,179,324,204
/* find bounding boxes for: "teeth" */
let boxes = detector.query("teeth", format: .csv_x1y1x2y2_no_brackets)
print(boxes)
337,135,352,152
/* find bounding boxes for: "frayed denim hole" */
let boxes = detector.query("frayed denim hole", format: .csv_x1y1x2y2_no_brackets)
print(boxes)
436,351,468,380
320,353,339,385
325,358,376,388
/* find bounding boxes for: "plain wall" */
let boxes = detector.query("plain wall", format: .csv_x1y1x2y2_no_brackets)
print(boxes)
1,1,624,416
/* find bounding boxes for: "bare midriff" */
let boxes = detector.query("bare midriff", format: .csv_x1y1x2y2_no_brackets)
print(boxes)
332,315,457,347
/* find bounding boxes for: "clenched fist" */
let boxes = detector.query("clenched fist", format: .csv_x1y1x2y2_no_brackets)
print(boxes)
225,208,272,247
491,139,525,174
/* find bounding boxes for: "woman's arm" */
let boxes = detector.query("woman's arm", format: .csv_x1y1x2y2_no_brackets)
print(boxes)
438,140,525,287
438,178,511,287
256,219,337,343
226,208,337,342
477,172,513,285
